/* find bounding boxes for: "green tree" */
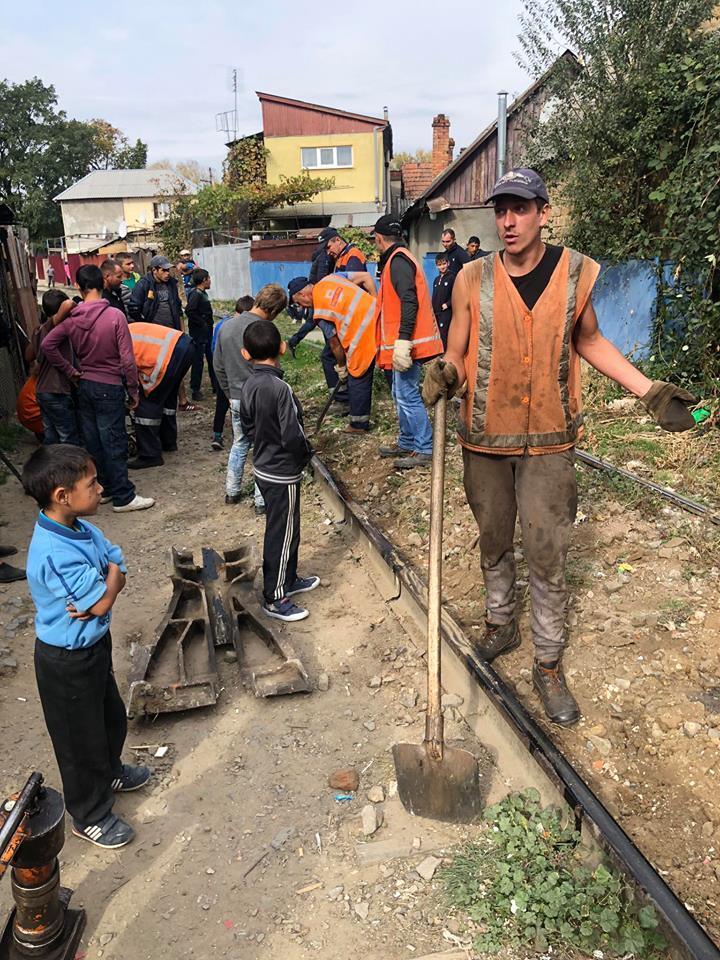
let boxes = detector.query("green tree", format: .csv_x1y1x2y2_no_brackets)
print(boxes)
518,0,720,398
87,119,148,169
158,172,335,259
0,77,147,240
390,149,431,170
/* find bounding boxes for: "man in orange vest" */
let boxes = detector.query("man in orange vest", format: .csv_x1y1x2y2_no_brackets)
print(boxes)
288,272,377,434
128,322,195,468
323,229,368,273
372,214,443,469
422,168,696,725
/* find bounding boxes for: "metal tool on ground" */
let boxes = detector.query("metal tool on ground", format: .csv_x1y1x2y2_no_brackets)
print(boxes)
0,772,85,959
313,380,343,435
126,543,311,717
392,390,482,823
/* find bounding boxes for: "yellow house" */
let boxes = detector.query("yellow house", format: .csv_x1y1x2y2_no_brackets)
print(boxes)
256,92,392,228
55,169,196,255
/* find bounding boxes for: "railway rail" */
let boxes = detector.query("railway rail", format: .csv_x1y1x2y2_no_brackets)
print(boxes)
311,452,720,960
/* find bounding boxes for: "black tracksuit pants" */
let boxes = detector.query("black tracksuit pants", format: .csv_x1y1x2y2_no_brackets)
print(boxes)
34,632,127,826
135,336,194,461
256,480,301,603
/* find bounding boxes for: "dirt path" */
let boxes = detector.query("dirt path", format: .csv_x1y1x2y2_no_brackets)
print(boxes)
314,392,720,946
0,409,496,960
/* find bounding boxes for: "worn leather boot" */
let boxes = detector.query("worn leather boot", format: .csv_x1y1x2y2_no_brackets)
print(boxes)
472,620,521,661
532,659,580,726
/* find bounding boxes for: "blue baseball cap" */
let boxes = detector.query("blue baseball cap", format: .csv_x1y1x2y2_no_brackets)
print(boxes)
486,168,549,204
288,276,310,298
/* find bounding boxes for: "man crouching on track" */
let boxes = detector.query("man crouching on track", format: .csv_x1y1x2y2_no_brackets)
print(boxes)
288,271,378,436
423,167,697,727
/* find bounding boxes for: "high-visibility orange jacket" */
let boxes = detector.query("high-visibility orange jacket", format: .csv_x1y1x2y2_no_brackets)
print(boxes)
334,244,367,272
375,247,443,370
311,276,377,377
129,322,183,394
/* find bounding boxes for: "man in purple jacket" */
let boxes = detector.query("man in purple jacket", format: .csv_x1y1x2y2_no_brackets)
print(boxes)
42,265,154,513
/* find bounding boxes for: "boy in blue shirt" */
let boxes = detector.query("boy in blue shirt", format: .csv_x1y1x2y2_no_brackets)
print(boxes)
22,444,150,850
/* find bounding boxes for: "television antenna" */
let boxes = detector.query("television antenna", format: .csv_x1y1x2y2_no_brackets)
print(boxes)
215,67,242,142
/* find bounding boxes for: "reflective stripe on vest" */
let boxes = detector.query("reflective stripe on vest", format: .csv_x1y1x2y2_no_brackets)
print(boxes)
312,276,377,376
129,324,181,393
458,248,601,454
375,247,442,369
335,245,366,271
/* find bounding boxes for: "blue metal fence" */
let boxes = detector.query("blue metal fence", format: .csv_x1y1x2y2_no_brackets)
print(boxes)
250,260,379,296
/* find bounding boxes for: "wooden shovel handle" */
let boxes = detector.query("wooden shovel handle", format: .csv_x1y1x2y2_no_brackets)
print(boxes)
425,391,447,758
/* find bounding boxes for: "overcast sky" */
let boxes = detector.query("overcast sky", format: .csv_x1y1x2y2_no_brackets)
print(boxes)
2,0,533,172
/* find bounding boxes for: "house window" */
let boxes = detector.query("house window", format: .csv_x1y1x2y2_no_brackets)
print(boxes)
153,201,171,221
300,146,353,169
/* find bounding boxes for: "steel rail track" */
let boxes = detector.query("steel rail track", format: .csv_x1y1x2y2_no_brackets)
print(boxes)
311,453,720,960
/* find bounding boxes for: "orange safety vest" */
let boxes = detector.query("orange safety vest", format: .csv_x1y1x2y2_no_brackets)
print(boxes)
458,248,600,455
375,246,443,370
311,276,377,377
16,376,44,436
334,244,367,271
129,322,182,394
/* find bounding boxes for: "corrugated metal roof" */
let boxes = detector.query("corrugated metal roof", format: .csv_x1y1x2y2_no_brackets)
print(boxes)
329,212,378,228
55,169,197,202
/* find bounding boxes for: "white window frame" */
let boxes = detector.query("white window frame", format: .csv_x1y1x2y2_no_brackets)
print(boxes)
153,200,171,221
300,145,353,170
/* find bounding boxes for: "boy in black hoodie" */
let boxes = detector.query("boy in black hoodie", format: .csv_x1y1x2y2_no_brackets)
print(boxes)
239,321,318,622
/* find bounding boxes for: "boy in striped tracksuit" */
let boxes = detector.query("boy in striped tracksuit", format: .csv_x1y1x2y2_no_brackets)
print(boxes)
239,320,319,622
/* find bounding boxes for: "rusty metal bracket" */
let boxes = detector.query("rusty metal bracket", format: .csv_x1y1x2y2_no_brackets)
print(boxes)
126,541,311,717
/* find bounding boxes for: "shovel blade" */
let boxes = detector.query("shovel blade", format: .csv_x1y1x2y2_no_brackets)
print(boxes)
392,742,482,823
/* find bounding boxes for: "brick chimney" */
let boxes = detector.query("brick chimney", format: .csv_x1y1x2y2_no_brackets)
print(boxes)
431,114,452,178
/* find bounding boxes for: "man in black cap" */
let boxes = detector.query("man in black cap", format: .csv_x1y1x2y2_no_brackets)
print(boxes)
372,214,443,469
128,256,183,330
422,167,696,727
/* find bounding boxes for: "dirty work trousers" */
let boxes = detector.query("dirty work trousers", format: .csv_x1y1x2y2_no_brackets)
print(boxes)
34,632,126,826
256,480,301,603
462,448,577,662
347,361,375,430
134,335,194,461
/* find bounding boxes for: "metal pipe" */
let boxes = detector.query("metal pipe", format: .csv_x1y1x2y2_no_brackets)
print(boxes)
576,449,720,525
0,774,42,867
496,91,508,181
373,126,381,209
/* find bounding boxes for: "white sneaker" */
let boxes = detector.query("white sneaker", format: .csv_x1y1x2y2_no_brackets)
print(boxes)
113,494,155,513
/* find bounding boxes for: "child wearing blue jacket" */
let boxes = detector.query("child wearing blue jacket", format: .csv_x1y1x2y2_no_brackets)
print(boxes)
22,444,150,850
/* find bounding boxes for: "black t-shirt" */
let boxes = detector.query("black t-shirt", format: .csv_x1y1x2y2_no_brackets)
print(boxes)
502,244,563,310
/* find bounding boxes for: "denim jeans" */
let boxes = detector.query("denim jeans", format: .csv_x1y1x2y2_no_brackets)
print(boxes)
391,361,433,455
37,391,82,445
227,399,264,506
78,380,135,507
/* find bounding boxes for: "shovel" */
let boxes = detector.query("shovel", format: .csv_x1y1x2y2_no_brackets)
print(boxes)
392,389,482,823
313,379,344,435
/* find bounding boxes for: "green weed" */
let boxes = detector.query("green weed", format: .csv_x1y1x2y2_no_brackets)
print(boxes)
443,790,666,958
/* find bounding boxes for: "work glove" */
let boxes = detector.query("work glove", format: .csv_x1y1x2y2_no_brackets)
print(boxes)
333,364,349,383
640,380,697,432
392,339,413,373
422,358,459,406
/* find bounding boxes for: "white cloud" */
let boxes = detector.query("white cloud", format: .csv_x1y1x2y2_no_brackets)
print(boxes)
2,0,532,168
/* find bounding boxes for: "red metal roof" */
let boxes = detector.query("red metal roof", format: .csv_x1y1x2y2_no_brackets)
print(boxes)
257,91,388,137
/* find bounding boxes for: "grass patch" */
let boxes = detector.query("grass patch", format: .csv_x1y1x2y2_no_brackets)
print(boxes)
443,790,666,958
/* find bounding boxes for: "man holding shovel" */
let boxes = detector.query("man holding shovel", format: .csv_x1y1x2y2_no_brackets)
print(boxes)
422,168,696,726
